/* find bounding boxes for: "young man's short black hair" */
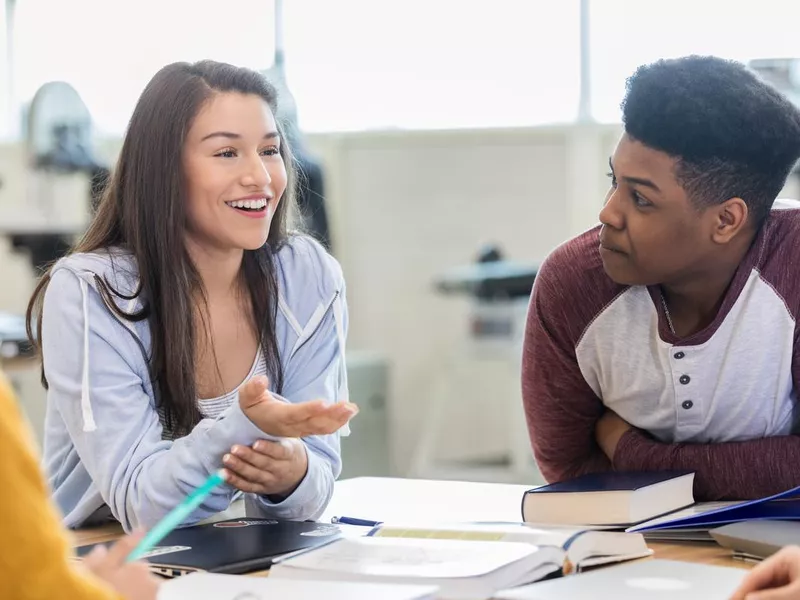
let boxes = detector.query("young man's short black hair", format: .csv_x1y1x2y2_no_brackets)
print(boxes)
621,55,800,227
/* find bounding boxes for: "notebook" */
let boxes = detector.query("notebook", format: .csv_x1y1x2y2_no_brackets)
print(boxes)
493,559,748,600
75,518,342,577
268,535,564,600
710,519,800,560
159,572,439,600
627,485,800,535
368,521,652,571
522,471,695,526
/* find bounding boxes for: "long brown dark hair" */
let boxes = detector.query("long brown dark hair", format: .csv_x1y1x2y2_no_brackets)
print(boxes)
26,60,297,435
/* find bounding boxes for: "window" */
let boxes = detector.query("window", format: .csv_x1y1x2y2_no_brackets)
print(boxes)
13,0,276,137
589,0,800,122
25,1,793,134
11,0,582,135
0,6,10,139
282,0,581,131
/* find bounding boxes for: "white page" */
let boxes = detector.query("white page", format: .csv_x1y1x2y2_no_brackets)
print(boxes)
373,522,577,547
276,536,540,579
159,572,438,600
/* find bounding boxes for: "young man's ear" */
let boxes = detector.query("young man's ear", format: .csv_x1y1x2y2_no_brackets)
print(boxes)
710,197,749,244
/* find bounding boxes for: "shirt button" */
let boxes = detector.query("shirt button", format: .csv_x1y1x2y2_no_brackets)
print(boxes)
674,351,685,359
679,375,691,385
682,400,694,410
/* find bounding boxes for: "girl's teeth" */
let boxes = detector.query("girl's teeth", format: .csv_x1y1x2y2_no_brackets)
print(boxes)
226,199,267,210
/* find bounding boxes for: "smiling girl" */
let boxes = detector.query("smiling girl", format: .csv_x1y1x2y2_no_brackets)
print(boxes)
26,60,357,531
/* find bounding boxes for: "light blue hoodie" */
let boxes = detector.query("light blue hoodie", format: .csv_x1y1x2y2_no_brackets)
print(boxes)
40,236,349,532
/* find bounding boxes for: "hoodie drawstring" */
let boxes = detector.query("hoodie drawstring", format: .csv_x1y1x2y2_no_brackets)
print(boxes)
332,293,350,437
79,278,97,432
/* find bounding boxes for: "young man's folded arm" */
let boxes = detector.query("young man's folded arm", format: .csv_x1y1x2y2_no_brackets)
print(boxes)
613,429,800,500
522,281,611,483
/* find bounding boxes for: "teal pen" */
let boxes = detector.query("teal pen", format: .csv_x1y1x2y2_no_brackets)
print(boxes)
126,469,226,562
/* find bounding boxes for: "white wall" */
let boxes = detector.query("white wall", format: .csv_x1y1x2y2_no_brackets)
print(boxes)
305,124,622,473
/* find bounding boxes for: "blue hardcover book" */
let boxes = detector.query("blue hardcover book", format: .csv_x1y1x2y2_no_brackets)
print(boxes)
521,471,696,526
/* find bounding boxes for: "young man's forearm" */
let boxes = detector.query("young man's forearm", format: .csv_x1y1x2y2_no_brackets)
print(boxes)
614,429,800,500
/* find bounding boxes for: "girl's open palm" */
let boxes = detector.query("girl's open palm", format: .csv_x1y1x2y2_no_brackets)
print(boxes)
239,376,357,438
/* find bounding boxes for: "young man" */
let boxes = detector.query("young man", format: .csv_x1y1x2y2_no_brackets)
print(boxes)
522,55,800,501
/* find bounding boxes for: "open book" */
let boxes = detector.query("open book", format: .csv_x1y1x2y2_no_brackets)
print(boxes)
368,521,652,571
268,536,564,600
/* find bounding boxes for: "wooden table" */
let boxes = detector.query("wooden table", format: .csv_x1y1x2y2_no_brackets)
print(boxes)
73,523,124,547
649,541,750,569
71,477,753,574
